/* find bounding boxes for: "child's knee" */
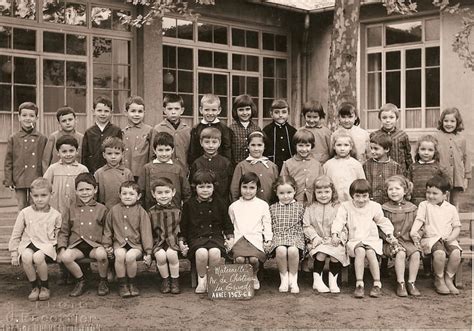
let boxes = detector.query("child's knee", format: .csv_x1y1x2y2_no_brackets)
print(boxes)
354,247,366,257
396,250,407,260
94,248,108,261
21,251,34,265
125,251,139,264
60,251,74,264
32,252,46,265
410,251,421,261
449,249,461,261
316,252,327,261
195,248,208,260
248,257,259,265
114,249,126,261
235,256,245,264
208,248,221,259
276,246,287,256
165,249,178,261
432,250,446,260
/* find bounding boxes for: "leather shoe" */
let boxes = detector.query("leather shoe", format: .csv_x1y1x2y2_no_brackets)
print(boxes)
407,282,421,296
70,279,86,297
396,282,408,297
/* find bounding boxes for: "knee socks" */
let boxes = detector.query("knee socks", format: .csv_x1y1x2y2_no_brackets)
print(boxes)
329,261,342,275
313,259,325,274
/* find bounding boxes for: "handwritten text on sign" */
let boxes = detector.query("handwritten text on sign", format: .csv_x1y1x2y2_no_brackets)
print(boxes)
207,264,254,300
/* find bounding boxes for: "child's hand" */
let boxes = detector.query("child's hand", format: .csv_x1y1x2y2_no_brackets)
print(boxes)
11,253,19,267
143,254,152,267
179,241,189,257
105,246,114,259
263,240,273,254
414,240,422,251
312,237,323,248
463,178,469,191
331,234,341,246
386,235,398,245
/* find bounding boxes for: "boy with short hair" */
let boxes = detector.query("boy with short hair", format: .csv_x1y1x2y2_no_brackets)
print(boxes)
43,135,88,213
188,94,233,166
410,175,462,295
139,132,191,210
370,103,413,175
94,137,134,209
189,127,232,203
4,102,48,211
298,100,332,164
363,134,403,205
154,94,191,172
122,95,155,182
102,181,153,298
263,99,297,171
42,106,83,173
57,173,109,297
82,96,122,174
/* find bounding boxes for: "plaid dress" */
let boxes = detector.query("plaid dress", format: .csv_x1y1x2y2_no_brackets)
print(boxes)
229,120,261,165
149,203,181,253
269,201,305,251
407,161,446,206
363,158,403,205
370,128,413,175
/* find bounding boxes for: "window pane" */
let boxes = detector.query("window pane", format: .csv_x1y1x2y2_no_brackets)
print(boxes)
262,33,274,50
276,59,286,78
14,0,35,20
44,31,64,53
65,3,86,26
246,30,258,48
232,76,245,96
43,0,65,23
367,72,381,109
177,70,192,93
368,53,381,71
0,55,12,82
163,45,176,69
386,21,422,45
177,19,193,40
247,77,258,96
425,18,440,41
67,61,86,87
232,28,244,47
14,57,36,84
214,25,227,44
113,65,129,89
386,71,400,106
66,34,86,55
93,64,111,88
406,69,421,108
247,55,258,71
367,111,379,129
198,50,212,67
426,47,440,67
66,88,86,113
219,96,227,118
367,26,382,47
275,35,287,52
91,7,112,29
43,86,63,112
276,79,286,98
44,60,64,86
232,54,244,70
0,26,12,49
181,94,193,116
0,84,12,111
214,51,227,69
113,39,129,65
13,28,35,51
263,58,274,77
386,51,400,70
162,17,176,38
406,49,421,68
214,74,227,95
263,78,274,98
163,70,176,92
405,109,421,128
14,85,36,109
93,37,112,63
198,72,212,94
177,47,192,70
198,23,212,43
113,90,129,113
426,67,440,107
263,99,272,117
426,108,439,128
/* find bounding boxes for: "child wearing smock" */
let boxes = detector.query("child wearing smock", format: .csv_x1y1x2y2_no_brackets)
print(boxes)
303,175,348,293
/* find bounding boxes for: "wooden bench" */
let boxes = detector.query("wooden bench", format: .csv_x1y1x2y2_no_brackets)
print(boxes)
454,212,473,288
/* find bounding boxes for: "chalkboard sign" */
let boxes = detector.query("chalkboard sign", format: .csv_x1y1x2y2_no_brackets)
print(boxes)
207,264,254,300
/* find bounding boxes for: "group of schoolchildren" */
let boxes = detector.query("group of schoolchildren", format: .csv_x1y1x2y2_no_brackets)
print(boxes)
5,92,471,302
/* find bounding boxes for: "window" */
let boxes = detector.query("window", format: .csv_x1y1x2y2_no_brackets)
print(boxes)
364,18,440,130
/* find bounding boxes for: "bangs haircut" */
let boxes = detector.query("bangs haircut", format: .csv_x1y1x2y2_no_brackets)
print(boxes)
349,179,371,197
271,99,289,111
239,172,261,190
55,135,79,151
370,133,392,151
56,106,76,121
385,175,413,200
18,102,39,116
378,103,400,119
153,131,174,149
75,172,97,189
151,177,175,192
125,95,145,111
247,130,267,146
313,175,338,204
191,169,217,187
293,129,315,148
331,131,358,158
200,94,220,107
414,135,440,162
163,93,184,107
232,94,257,121
200,127,221,141
426,175,451,193
273,175,297,193
438,107,464,133
93,95,112,110
302,100,325,118
30,177,52,192
102,136,125,152
337,102,360,126
120,180,140,195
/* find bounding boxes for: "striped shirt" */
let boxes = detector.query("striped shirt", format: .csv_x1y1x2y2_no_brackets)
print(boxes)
149,204,181,252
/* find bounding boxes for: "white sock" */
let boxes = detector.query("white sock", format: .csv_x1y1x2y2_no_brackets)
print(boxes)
157,263,169,278
169,262,179,278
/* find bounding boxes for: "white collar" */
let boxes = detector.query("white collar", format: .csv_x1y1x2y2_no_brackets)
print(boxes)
96,122,108,131
201,118,220,125
152,159,173,164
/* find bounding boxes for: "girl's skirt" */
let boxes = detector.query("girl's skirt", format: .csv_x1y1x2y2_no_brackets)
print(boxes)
231,237,266,263
188,236,227,261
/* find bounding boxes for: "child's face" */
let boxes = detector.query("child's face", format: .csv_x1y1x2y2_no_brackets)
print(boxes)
442,114,457,133
125,103,145,125
120,187,141,206
418,141,435,162
276,183,296,205
30,187,51,210
387,181,405,203
201,137,221,156
93,102,112,125
380,110,397,131
315,187,332,204
76,181,97,205
58,113,76,132
18,108,38,130
236,106,252,122
304,112,321,128
426,186,446,205
271,107,289,125
163,102,184,124
352,192,370,208
196,183,214,201
151,185,176,206
241,181,258,200
154,144,174,163
334,137,352,158
369,142,389,161
103,147,123,167
57,144,77,165
339,113,356,129
248,137,265,158
296,142,312,159
200,102,221,123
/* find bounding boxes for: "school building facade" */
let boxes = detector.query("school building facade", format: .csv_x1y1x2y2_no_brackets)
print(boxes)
0,0,473,206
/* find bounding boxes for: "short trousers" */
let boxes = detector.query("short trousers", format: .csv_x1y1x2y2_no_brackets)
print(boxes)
74,240,94,258
25,243,54,263
431,240,461,256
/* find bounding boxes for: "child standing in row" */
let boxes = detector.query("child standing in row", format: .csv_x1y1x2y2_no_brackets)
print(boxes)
229,95,261,165
230,131,278,203
149,178,183,294
281,130,322,205
4,102,47,211
103,181,153,298
324,132,365,202
229,172,272,290
332,179,396,298
42,106,83,173
303,175,348,293
382,175,421,297
179,170,234,294
82,96,122,174
263,99,297,171
298,100,331,164
9,178,62,301
270,176,305,293
435,108,471,208
154,94,191,172
370,103,413,175
122,95,154,182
